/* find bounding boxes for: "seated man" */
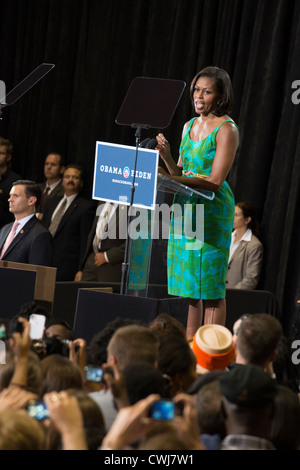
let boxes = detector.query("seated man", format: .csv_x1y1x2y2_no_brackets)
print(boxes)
0,180,52,266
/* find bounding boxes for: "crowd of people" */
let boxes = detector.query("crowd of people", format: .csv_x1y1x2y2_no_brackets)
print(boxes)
0,139,125,281
0,309,298,451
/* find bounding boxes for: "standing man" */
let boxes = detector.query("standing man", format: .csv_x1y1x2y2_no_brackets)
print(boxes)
36,152,65,220
75,201,126,283
42,164,96,281
0,180,52,266
0,137,22,228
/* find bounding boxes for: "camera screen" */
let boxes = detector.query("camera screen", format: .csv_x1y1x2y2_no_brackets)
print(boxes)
85,366,103,383
27,401,49,420
150,401,175,420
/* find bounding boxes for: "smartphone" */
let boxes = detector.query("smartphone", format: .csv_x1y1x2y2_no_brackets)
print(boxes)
29,314,46,340
84,366,103,383
10,319,24,335
27,400,49,420
150,400,175,421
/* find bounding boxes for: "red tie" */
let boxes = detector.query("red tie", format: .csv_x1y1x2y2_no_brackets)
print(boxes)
0,221,20,258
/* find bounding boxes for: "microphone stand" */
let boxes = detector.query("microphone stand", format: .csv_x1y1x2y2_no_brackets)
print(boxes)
120,125,148,295
0,64,55,119
116,77,186,296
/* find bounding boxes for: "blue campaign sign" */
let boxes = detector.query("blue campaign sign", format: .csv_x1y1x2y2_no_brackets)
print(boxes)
92,141,159,210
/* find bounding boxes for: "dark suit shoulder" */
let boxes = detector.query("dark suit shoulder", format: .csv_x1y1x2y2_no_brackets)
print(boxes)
73,196,96,208
21,216,50,236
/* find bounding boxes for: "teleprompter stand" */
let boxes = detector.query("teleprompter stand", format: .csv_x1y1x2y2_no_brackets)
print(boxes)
0,63,55,119
115,77,186,295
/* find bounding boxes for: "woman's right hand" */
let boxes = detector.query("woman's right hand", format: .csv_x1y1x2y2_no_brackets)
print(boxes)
156,133,171,162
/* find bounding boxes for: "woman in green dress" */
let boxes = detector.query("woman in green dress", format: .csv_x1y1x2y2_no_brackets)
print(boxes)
156,66,239,338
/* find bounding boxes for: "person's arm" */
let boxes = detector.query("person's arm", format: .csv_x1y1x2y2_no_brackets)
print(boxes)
101,394,160,450
156,133,183,176
74,270,83,282
104,241,126,265
94,252,108,267
44,391,88,450
0,387,39,411
68,338,87,388
173,393,205,450
78,203,96,270
234,242,263,290
157,122,239,193
8,317,31,389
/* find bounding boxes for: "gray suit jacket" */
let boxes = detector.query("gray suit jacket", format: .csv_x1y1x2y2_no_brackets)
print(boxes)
225,234,263,290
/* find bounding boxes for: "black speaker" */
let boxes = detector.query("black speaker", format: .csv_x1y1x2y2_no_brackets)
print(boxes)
52,281,121,326
73,289,189,345
225,288,279,332
0,267,36,318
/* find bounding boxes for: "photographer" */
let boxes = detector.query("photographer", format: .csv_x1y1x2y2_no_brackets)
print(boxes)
6,315,89,394
100,393,204,451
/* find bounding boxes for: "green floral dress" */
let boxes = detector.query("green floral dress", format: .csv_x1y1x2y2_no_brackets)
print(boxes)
167,118,237,299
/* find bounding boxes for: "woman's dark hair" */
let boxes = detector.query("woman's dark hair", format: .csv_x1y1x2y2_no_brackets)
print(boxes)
236,201,261,238
123,361,170,404
157,335,196,377
40,354,83,395
190,66,234,117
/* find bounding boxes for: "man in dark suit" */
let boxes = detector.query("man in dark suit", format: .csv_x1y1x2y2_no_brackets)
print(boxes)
75,201,126,283
42,164,96,281
36,152,66,220
0,180,52,265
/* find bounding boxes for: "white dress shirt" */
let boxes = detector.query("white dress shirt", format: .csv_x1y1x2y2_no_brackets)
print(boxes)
229,228,252,262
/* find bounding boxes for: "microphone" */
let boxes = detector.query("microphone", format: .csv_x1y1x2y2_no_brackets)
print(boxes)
139,137,151,148
145,138,158,149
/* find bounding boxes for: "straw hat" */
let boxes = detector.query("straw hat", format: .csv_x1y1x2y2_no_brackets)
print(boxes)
192,324,236,371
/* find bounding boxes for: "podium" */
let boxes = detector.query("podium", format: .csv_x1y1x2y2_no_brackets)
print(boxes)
127,174,215,297
64,176,214,343
0,261,56,316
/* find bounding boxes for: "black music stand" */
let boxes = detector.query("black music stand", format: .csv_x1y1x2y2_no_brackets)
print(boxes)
0,63,55,118
115,76,186,295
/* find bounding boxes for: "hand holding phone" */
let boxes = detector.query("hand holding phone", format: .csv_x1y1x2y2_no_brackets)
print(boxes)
27,400,49,420
29,314,46,340
84,366,103,383
150,400,175,421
